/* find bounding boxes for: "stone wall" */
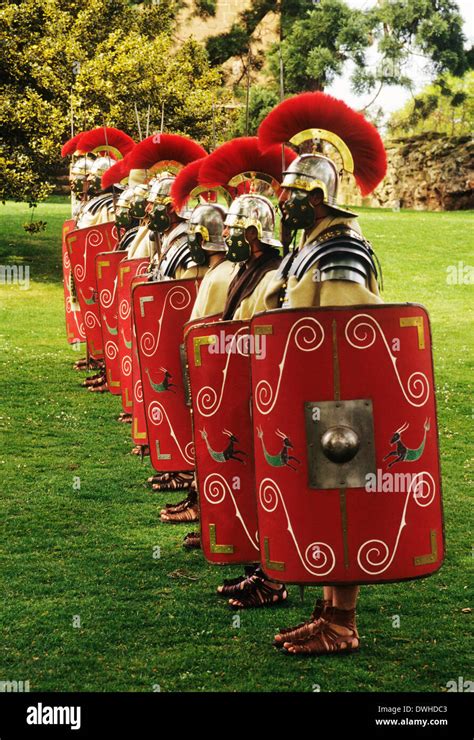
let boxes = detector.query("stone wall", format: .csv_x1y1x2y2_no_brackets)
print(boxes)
340,133,474,211
174,0,253,43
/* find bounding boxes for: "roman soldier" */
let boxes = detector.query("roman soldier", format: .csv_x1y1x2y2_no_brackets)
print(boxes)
183,137,297,605
123,135,208,487
74,127,136,228
64,127,136,390
157,161,238,535
249,92,443,654
61,132,94,369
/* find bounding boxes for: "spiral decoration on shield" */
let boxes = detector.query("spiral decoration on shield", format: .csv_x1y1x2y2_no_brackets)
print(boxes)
345,314,430,408
140,286,192,358
357,472,436,575
86,229,104,249
84,310,99,329
195,327,253,417
121,356,132,377
100,282,117,309
119,299,131,321
105,341,118,360
134,380,143,403
255,317,325,416
259,478,336,576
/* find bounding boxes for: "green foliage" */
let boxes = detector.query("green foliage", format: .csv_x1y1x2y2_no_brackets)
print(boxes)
373,0,468,80
388,72,474,136
0,0,232,204
194,0,217,19
269,0,371,92
233,87,280,137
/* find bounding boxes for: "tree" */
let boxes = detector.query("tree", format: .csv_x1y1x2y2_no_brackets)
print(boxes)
388,71,474,136
0,0,234,203
269,0,371,92
352,0,470,96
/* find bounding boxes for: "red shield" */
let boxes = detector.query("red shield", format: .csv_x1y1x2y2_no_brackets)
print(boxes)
132,279,201,472
131,275,150,445
250,304,444,585
95,251,126,395
67,223,118,359
117,258,150,417
185,319,260,565
62,219,85,345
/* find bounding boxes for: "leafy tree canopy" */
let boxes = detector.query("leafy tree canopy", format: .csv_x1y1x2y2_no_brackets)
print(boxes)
388,70,474,136
0,0,234,203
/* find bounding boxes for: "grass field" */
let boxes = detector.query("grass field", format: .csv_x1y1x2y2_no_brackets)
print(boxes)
0,199,472,693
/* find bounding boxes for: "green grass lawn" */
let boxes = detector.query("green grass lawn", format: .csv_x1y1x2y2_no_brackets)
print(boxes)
0,199,472,693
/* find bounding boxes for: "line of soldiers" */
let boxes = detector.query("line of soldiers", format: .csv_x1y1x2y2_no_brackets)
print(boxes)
61,92,444,657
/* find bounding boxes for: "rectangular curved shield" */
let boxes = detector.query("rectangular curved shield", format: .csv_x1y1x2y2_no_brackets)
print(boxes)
95,250,126,395
62,218,86,344
250,304,444,585
131,275,150,446
62,219,86,345
132,279,201,472
185,319,260,566
66,222,118,359
117,258,150,416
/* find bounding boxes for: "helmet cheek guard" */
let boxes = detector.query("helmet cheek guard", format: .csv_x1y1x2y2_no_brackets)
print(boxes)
149,200,172,233
115,208,133,230
282,190,315,231
225,227,251,263
187,229,208,266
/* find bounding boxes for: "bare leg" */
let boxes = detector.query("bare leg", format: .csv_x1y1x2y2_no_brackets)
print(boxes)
323,586,333,604
332,584,359,609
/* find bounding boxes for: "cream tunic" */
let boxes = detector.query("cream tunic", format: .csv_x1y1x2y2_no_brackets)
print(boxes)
190,260,239,320
265,215,382,310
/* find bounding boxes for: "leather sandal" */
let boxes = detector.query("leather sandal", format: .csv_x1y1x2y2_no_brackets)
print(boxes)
216,565,259,596
152,472,192,492
88,380,108,393
274,599,331,647
160,502,199,523
283,607,360,656
228,573,288,610
160,496,193,515
183,532,201,549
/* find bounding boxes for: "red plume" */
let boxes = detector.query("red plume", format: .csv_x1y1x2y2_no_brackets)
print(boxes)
171,159,206,211
258,92,387,195
61,132,85,157
77,127,136,158
198,137,296,189
128,134,207,171
101,156,131,190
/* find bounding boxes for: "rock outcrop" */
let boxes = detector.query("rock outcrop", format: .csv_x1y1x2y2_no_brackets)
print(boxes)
340,133,474,211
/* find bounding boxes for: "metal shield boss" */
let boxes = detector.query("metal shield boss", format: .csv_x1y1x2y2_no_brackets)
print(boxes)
117,259,150,418
62,219,85,345
95,250,126,394
66,223,118,359
185,319,261,565
250,305,444,585
132,278,201,472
